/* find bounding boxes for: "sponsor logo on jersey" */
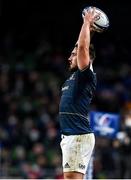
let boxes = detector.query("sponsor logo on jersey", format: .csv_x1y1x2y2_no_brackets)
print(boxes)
69,73,75,80
62,86,69,91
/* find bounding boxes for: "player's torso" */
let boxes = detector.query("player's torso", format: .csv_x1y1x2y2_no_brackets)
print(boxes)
60,72,76,104
59,68,97,135
60,69,96,112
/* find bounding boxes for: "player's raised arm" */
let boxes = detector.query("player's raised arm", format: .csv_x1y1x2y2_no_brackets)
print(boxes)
77,8,96,70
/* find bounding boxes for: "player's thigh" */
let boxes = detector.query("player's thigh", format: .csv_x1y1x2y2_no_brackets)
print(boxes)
64,171,83,179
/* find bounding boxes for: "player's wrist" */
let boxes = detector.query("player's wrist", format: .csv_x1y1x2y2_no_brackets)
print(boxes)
83,21,91,28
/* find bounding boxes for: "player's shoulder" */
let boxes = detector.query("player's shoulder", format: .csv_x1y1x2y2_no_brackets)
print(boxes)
78,64,95,74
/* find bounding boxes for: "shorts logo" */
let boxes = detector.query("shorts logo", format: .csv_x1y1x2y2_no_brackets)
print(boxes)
79,163,85,169
64,162,70,168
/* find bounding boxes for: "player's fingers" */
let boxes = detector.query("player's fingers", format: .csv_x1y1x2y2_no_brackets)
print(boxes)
83,8,89,16
92,7,96,16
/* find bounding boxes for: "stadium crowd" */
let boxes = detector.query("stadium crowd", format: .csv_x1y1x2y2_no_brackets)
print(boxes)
0,1,131,179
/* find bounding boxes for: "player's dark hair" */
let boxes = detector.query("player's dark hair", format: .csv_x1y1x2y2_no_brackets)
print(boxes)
89,44,96,61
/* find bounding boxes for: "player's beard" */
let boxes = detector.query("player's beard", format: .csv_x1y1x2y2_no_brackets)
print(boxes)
68,65,78,72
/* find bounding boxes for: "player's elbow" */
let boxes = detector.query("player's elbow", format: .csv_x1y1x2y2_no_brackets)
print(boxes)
78,45,89,57
78,44,87,51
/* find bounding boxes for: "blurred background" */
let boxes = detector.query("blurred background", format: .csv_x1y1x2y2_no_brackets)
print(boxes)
0,0,131,179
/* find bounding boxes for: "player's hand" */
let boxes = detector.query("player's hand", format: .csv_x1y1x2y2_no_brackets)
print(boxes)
82,7,100,30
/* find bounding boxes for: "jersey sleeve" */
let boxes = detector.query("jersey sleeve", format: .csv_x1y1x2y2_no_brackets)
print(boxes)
77,65,95,82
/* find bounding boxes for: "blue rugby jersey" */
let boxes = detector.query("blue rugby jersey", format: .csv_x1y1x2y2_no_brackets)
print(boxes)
59,66,97,135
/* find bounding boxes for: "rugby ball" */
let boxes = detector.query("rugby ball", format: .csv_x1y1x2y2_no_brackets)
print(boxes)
82,6,110,33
